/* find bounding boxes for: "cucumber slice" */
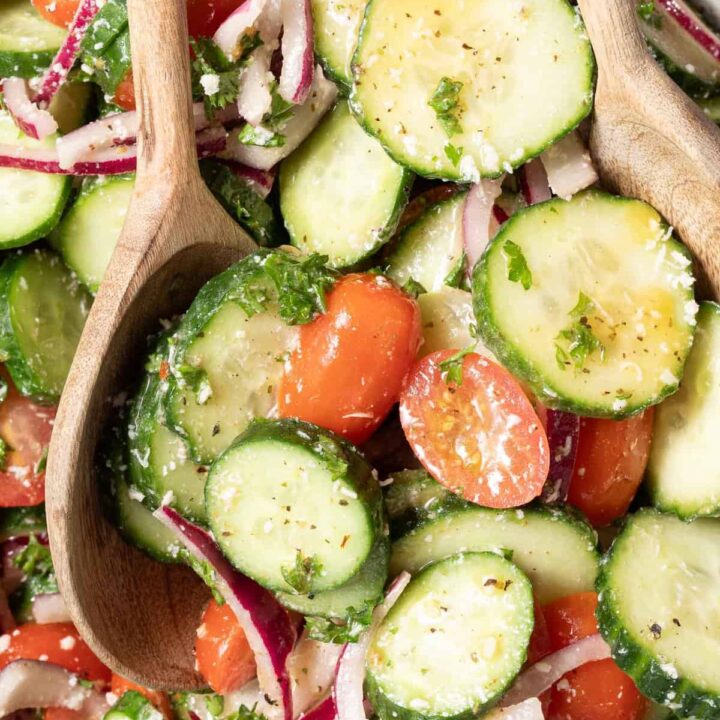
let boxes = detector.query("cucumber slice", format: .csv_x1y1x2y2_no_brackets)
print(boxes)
0,110,71,249
276,533,389,619
280,102,412,268
647,303,720,519
49,81,95,135
127,370,208,525
0,504,46,541
163,255,298,464
350,0,594,180
366,552,534,720
390,504,599,604
597,509,720,718
474,191,697,417
0,249,91,402
385,192,466,292
206,418,382,594
311,0,366,88
50,175,135,293
697,95,720,124
0,0,66,79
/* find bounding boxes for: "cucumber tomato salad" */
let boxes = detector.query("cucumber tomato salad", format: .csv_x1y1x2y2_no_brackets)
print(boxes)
0,0,720,720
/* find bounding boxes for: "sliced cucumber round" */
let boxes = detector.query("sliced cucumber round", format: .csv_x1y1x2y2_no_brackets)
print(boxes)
0,0,66,78
0,249,91,402
311,0,366,88
597,509,720,718
647,302,720,519
206,418,383,594
390,504,599,605
280,102,411,268
350,0,594,180
0,110,71,249
50,175,135,293
385,191,466,292
366,552,534,720
474,191,697,417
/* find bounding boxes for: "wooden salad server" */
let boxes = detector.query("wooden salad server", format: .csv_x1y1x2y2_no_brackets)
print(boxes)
577,0,720,300
45,0,256,689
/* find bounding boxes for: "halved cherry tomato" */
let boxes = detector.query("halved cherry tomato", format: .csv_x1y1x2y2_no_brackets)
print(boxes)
0,623,110,683
195,599,256,694
0,368,55,508
543,593,646,720
45,710,84,720
279,274,421,444
111,674,172,718
32,0,80,28
567,410,654,526
399,350,549,508
113,71,136,112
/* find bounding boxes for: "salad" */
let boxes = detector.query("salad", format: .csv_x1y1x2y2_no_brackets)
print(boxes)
0,0,719,719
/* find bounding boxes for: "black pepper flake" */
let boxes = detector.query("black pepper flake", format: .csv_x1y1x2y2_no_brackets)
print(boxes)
484,578,498,587
212,423,220,436
650,623,662,639
673,618,681,627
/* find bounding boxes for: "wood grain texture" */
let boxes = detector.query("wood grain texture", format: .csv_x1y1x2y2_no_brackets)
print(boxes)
45,0,256,689
577,0,720,300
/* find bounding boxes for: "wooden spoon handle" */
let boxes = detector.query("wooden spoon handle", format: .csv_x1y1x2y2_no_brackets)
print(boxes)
127,0,198,182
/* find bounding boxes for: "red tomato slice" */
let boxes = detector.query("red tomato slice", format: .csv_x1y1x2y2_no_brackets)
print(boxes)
567,410,654,526
45,710,84,720
32,0,80,28
0,368,55,508
195,599,256,694
543,593,646,720
0,623,110,683
278,274,421,445
111,674,172,717
399,350,549,508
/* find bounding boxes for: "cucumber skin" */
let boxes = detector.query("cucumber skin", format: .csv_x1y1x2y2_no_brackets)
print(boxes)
472,192,695,419
348,0,595,181
596,509,720,719
0,50,56,79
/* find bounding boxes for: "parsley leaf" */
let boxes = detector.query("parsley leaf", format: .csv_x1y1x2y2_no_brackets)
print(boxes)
177,548,225,606
281,550,323,594
0,437,7,471
401,278,427,298
11,533,59,613
109,690,164,720
554,292,605,371
34,447,48,475
306,603,376,644
226,705,268,720
175,365,212,405
443,142,463,167
267,85,295,130
429,77,464,136
238,123,286,148
637,1,662,28
503,240,533,290
439,345,475,386
237,84,295,147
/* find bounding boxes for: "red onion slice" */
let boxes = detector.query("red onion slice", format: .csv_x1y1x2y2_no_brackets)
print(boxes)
334,572,411,720
486,698,544,719
214,0,269,58
154,506,297,720
656,0,720,60
462,178,504,276
541,409,580,504
2,78,58,140
222,65,336,170
519,159,551,205
502,634,611,707
540,132,598,201
237,47,274,126
300,696,337,720
32,592,72,624
278,0,315,104
0,585,15,634
34,0,101,107
290,632,343,717
226,161,276,198
0,660,109,718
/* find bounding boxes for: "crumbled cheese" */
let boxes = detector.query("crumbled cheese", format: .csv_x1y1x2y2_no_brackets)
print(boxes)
60,635,76,651
200,73,220,96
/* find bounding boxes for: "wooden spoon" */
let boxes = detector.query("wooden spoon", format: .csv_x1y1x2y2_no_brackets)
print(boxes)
576,0,720,299
45,0,256,689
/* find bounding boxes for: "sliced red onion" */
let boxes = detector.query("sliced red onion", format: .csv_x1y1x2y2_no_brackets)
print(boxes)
32,592,72,624
34,0,101,107
492,204,510,224
222,65,336,170
214,0,269,58
541,409,580,504
279,0,315,104
502,634,611,707
300,696,336,720
657,0,720,59
2,78,58,140
462,179,504,276
519,159,551,205
226,161,276,198
334,572,411,720
540,132,598,201
154,506,296,720
290,631,343,717
0,660,109,718
237,47,273,126
485,698,544,720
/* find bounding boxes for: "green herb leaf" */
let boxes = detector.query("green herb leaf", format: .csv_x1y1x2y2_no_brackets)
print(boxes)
108,690,164,720
34,447,48,475
429,77,464,136
554,292,605,371
439,345,475,386
226,705,268,720
637,1,662,28
205,695,225,717
11,533,59,606
177,548,225,606
503,240,533,290
0,437,7,471
401,278,427,298
281,550,323,594
176,365,212,405
305,603,376,644
443,142,463,167
267,85,295,130
237,123,286,148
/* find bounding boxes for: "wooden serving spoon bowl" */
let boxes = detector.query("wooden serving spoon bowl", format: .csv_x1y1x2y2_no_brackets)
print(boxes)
45,0,256,689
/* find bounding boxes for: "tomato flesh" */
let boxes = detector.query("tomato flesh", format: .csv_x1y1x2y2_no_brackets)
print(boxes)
279,274,421,445
543,593,646,720
0,368,55,508
567,410,654,526
32,0,80,28
400,350,549,508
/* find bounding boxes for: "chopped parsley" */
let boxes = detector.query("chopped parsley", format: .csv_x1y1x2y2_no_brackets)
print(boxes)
555,292,605,371
429,77,464,136
439,345,475,386
281,550,324,594
401,278,427,298
637,1,662,28
305,603,376,644
175,365,212,405
237,84,295,148
34,447,48,475
11,533,59,617
502,240,533,290
227,705,268,720
178,548,225,605
238,124,286,148
443,142,463,167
